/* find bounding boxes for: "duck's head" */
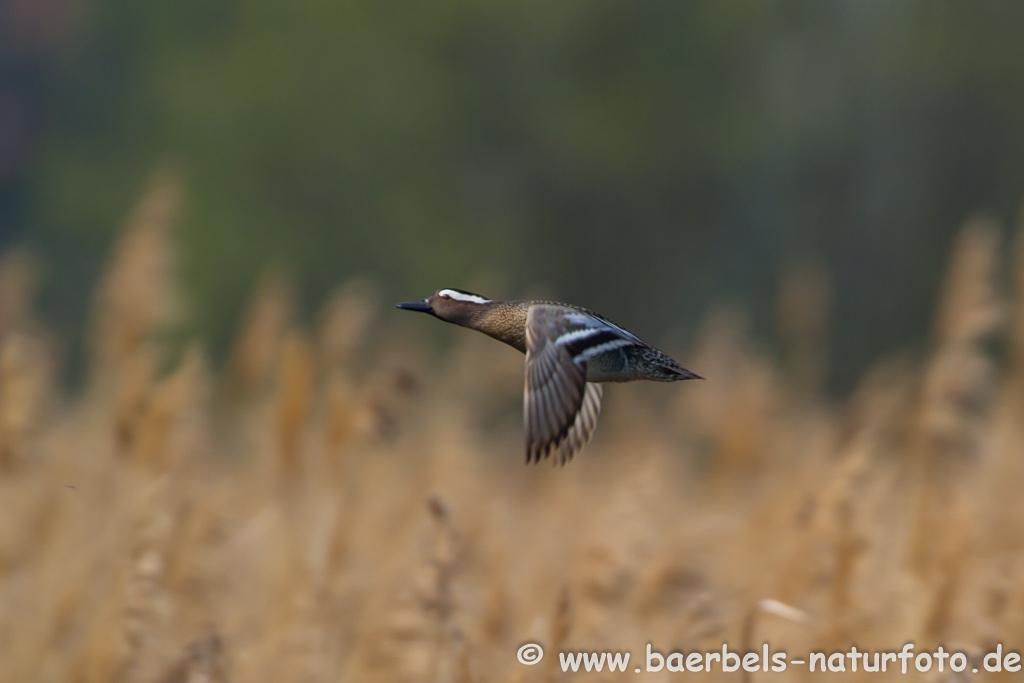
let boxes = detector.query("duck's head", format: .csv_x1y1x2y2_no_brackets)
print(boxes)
396,288,493,325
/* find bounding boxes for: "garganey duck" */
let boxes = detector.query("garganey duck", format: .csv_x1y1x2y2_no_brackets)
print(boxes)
397,288,702,465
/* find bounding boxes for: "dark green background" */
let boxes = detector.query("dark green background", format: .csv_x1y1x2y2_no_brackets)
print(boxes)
4,1,1024,391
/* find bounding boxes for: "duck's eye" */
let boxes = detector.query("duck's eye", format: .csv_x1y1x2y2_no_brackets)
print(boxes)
438,292,451,300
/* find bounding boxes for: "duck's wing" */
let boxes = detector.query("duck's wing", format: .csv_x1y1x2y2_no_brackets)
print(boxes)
525,305,626,464
556,382,602,465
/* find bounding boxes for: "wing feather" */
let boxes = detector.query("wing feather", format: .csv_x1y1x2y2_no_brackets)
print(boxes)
525,305,600,464
555,383,603,464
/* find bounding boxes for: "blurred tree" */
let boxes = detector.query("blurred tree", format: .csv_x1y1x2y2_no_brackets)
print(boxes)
8,0,1024,390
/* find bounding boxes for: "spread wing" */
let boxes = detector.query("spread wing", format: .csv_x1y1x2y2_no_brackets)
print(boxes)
557,382,602,465
524,305,608,464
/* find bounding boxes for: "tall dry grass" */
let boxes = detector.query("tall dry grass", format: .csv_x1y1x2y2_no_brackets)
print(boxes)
3,185,1024,681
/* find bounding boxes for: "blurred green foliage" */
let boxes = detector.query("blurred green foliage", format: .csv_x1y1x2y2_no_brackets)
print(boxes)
10,0,1024,390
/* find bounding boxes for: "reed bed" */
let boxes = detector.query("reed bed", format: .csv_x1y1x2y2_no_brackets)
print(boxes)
3,179,1024,681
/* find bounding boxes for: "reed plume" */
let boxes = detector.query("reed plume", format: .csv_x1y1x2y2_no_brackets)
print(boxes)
6,182,1024,682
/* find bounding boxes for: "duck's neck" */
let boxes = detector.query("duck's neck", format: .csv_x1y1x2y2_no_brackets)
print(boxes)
467,301,528,353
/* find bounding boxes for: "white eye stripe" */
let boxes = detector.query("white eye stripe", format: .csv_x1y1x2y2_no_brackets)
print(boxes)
554,328,603,346
439,289,491,304
573,338,635,363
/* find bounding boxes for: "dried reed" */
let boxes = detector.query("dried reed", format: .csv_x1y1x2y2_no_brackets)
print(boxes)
5,185,1024,683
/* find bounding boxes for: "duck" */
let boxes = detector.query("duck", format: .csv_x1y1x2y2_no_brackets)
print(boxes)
397,288,702,465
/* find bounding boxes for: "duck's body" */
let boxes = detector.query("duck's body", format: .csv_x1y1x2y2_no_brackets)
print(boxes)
398,288,701,464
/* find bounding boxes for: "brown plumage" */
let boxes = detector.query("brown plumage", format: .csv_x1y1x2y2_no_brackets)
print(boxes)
398,289,701,464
